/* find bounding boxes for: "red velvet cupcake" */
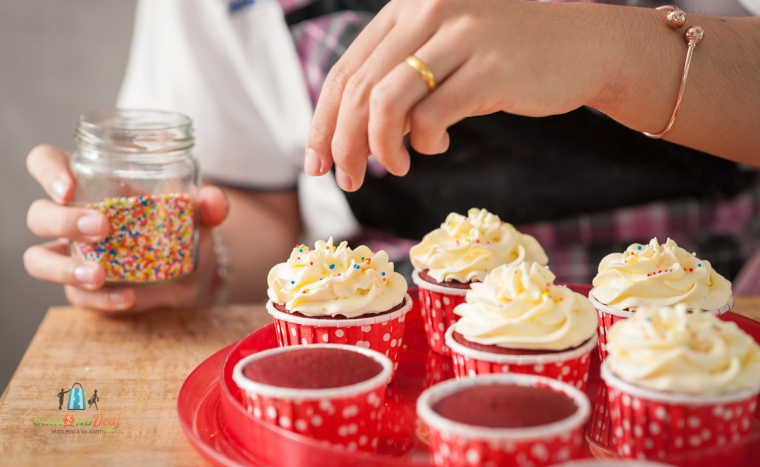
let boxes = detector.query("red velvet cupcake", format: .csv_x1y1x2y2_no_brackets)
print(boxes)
445,261,598,390
232,344,393,452
410,208,547,356
590,238,733,361
417,374,590,467
267,238,411,380
601,306,760,460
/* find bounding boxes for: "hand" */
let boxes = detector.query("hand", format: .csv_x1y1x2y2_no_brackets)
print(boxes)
24,145,228,313
305,0,608,191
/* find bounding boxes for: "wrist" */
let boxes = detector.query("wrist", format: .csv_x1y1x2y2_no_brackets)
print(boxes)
585,6,685,133
209,227,231,305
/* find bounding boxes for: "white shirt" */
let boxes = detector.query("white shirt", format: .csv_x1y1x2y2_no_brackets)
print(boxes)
117,0,359,243
739,0,760,15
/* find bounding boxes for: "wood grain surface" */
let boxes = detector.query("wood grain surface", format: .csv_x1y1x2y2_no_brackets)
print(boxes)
1,298,759,466
0,304,271,466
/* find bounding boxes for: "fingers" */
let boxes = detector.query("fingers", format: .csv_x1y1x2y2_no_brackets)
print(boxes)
199,185,228,227
409,58,491,154
24,240,106,290
368,25,471,170
331,21,443,190
67,274,196,314
130,280,199,312
25,239,133,311
26,144,74,204
306,5,396,178
27,199,109,242
64,286,136,313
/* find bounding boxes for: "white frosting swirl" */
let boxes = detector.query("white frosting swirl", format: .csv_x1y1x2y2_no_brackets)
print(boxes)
409,208,548,283
606,305,760,394
267,238,407,318
453,262,598,350
592,238,732,311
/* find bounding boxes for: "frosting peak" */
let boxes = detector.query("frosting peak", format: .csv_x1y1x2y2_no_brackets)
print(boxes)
267,238,407,318
606,305,760,394
409,208,548,283
592,238,732,311
453,262,597,350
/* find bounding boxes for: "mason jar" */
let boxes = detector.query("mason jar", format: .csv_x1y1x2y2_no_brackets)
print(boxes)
69,109,200,286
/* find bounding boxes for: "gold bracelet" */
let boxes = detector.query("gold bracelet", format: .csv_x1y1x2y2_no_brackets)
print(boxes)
643,6,704,139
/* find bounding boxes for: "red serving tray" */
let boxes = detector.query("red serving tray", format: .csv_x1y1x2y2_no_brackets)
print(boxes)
178,285,760,466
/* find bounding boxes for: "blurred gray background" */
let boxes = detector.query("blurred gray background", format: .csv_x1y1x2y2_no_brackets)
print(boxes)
0,1,137,391
0,0,752,392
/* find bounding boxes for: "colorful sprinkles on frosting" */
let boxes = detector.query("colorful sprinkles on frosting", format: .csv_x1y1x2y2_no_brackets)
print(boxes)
71,193,196,282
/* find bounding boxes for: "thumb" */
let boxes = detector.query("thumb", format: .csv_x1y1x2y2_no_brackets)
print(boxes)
199,185,228,227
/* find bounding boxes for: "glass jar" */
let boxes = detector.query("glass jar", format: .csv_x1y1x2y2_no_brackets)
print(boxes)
69,109,200,286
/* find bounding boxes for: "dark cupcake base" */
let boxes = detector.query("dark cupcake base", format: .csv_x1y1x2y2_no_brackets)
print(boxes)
272,296,407,320
452,330,590,356
432,384,578,428
419,269,474,290
242,347,383,389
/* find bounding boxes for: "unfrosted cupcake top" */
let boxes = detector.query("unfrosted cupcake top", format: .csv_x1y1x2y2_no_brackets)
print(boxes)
606,305,760,394
453,262,597,351
592,238,732,311
409,208,548,283
267,238,407,318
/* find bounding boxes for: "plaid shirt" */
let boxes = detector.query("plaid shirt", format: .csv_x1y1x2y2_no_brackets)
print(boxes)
278,0,760,292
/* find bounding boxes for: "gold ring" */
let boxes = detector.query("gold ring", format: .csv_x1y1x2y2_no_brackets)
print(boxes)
406,55,437,92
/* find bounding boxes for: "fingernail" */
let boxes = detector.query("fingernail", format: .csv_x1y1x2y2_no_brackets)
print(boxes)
50,177,69,202
77,214,104,236
109,290,129,306
434,132,450,154
335,167,353,191
304,148,322,175
74,263,99,285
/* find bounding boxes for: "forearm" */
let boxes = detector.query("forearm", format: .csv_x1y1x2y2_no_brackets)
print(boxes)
218,187,301,303
584,4,760,163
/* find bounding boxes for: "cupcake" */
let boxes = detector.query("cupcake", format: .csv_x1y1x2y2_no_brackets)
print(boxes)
445,261,598,390
410,208,548,355
232,344,392,452
601,305,760,460
267,238,411,379
590,237,733,360
417,374,590,467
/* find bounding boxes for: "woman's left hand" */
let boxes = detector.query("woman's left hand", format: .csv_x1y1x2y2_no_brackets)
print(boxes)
304,0,613,191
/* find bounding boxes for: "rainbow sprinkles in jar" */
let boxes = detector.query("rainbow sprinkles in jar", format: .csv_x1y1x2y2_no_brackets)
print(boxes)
71,193,197,283
68,109,200,285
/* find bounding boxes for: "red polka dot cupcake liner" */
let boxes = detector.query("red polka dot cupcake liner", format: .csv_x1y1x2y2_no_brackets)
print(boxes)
266,294,412,381
600,361,760,461
417,374,590,467
588,289,733,362
232,344,393,453
412,270,468,357
444,325,597,392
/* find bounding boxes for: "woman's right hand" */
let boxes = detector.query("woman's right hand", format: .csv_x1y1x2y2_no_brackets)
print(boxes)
23,144,228,312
